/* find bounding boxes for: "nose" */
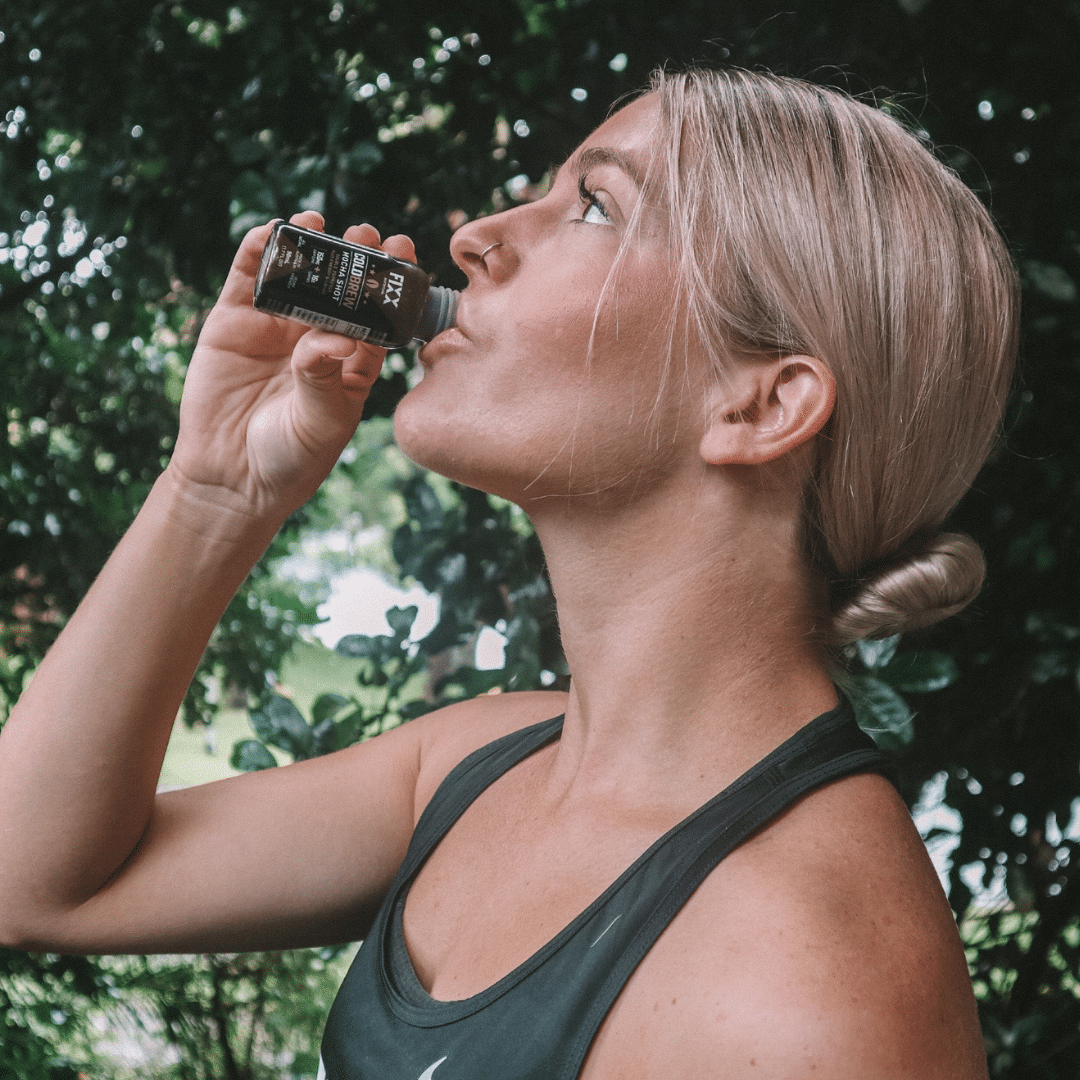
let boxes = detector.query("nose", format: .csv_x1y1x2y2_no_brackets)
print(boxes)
449,212,520,285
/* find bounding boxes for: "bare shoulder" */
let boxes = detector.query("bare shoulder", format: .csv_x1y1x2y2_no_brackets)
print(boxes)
407,689,569,821
725,773,988,1076
591,772,988,1080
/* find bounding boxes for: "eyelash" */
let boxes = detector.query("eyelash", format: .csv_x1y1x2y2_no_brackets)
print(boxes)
577,176,611,224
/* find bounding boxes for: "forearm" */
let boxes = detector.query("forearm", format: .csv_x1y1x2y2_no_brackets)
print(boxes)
0,213,400,946
0,466,282,925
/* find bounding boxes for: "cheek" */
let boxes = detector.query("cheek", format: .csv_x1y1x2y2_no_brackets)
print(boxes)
392,261,690,499
500,270,605,359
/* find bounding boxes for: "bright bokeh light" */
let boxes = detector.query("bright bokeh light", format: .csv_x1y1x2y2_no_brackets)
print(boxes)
312,566,438,647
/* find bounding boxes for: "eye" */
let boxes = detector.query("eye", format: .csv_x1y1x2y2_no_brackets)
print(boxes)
578,176,611,225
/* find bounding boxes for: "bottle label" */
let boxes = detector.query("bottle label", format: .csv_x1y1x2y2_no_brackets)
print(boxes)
254,301,375,341
253,224,430,348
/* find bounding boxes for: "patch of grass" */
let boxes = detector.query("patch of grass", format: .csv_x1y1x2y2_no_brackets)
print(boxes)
157,707,254,789
277,638,370,716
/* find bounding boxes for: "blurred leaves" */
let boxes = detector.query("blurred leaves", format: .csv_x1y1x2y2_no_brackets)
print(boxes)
848,639,960,749
851,676,916,749
229,738,278,773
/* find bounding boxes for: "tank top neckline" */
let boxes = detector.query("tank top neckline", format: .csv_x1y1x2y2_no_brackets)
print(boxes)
384,697,856,1023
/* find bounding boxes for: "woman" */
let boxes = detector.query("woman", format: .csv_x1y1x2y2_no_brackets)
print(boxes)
0,68,1017,1077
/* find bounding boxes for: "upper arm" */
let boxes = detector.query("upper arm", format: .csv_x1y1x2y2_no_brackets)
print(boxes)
708,775,989,1078
15,713,423,955
13,689,567,957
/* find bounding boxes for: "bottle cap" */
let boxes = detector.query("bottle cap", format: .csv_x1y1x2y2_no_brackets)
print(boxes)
412,286,459,343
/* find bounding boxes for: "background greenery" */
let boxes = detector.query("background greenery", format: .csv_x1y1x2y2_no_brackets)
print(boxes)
1,0,1077,1075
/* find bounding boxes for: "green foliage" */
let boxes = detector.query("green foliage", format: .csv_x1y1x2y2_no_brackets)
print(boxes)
232,601,430,769
2,0,1079,1074
846,636,961,750
232,476,560,774
87,950,349,1080
0,946,352,1080
0,948,104,1079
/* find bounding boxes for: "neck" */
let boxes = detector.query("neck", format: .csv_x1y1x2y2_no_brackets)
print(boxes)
524,466,836,805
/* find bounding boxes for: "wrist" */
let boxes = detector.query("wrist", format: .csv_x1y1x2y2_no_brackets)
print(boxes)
153,466,287,557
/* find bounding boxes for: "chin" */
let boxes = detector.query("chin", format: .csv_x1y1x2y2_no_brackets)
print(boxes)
391,387,445,469
393,388,489,487
391,397,537,506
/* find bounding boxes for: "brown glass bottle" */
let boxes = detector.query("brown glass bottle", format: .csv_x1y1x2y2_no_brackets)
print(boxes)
253,223,458,349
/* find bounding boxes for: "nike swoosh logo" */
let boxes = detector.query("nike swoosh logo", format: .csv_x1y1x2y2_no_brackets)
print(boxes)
590,913,622,948
418,1055,448,1080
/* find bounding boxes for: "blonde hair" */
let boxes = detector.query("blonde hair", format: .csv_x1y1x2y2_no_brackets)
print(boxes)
650,68,1019,646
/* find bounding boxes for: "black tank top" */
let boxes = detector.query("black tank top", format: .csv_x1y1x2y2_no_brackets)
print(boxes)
319,698,891,1080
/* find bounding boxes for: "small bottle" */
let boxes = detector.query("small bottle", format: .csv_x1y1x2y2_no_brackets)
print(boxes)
253,222,459,349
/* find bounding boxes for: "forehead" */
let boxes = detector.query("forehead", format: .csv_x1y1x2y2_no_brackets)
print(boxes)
563,94,664,187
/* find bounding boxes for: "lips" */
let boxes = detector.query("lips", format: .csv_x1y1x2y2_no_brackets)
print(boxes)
447,294,474,341
418,325,469,367
418,298,473,364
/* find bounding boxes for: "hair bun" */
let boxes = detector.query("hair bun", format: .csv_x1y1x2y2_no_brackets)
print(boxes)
830,532,986,646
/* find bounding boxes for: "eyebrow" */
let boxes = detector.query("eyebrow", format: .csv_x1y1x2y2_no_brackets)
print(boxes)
551,146,647,190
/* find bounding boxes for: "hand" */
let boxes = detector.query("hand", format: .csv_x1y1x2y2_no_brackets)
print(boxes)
168,210,416,522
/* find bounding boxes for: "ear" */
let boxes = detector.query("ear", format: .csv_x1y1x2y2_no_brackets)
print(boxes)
699,355,836,466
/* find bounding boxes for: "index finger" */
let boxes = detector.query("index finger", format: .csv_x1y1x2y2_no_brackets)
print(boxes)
219,211,333,309
216,219,280,309
341,223,417,266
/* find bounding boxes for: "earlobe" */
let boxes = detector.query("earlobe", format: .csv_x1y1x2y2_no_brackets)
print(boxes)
699,355,836,466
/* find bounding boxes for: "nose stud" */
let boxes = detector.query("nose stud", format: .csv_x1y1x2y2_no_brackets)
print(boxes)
479,242,502,270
